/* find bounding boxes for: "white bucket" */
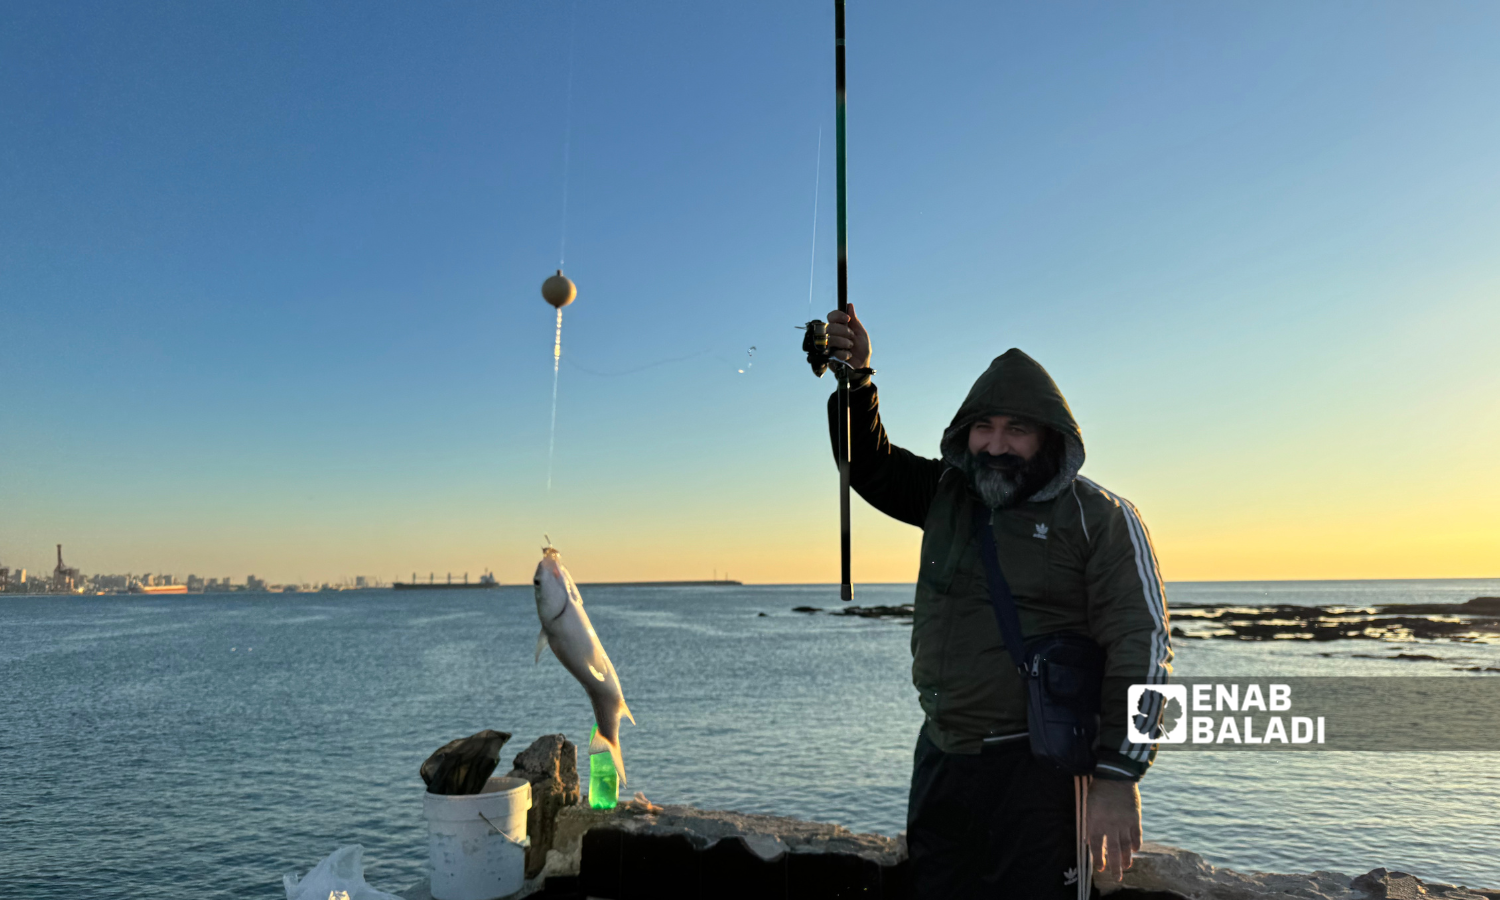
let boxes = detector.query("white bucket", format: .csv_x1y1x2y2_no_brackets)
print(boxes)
423,776,532,900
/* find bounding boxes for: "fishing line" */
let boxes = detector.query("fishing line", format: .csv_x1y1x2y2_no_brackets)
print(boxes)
564,350,712,378
557,0,578,267
546,0,579,491
563,345,756,378
547,306,564,490
807,127,822,319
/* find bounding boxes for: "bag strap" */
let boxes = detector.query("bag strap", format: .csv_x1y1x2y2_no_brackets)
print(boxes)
972,503,1029,676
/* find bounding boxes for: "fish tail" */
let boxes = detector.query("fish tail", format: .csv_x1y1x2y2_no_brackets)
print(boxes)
588,729,627,787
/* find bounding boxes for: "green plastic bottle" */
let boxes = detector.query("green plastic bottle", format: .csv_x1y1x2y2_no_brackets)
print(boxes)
587,723,618,810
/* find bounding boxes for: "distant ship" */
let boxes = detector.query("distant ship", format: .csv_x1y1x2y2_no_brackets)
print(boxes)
393,571,499,590
130,584,188,595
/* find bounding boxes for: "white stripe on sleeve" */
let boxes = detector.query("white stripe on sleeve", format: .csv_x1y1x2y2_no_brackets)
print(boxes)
1078,477,1170,762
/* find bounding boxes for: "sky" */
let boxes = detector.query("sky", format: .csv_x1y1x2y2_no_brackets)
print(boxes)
2,1,1497,586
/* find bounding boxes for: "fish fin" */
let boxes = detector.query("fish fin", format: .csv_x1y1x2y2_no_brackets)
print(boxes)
588,729,627,787
534,629,551,664
622,700,636,726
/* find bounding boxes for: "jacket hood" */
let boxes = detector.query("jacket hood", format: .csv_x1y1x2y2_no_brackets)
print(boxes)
939,348,1085,503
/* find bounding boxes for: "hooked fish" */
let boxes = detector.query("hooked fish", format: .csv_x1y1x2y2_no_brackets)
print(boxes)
533,544,635,784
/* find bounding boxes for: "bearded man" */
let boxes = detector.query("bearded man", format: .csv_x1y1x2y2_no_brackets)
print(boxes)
824,305,1172,899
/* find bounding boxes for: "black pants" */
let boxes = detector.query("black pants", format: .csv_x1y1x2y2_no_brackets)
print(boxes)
907,730,1098,900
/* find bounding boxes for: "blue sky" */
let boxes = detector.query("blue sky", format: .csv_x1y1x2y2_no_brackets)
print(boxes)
3,2,1497,584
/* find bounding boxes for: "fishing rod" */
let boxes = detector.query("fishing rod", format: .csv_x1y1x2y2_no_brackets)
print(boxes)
801,0,855,601
834,0,851,602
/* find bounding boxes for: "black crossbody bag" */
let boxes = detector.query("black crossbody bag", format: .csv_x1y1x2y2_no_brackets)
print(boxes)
972,504,1104,775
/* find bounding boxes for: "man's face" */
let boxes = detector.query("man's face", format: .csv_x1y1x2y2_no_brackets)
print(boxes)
963,415,1054,508
967,415,1042,461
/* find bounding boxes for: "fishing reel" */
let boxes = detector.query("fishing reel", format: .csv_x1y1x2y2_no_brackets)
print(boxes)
799,319,875,380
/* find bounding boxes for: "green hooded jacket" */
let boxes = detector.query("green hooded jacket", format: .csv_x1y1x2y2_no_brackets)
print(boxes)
828,349,1171,780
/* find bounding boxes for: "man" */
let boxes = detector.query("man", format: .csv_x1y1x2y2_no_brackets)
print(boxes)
824,305,1171,898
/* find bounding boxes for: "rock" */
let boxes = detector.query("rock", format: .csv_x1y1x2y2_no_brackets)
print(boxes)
401,803,1500,900
1094,845,1497,900
792,606,822,613
1170,602,1500,643
1463,597,1500,614
1350,868,1498,899
419,729,512,796
550,803,902,864
543,802,906,894
836,604,915,620
505,734,580,879
548,804,906,899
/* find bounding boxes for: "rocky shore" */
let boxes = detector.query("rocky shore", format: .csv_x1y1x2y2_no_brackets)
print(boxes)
403,803,1500,899
1094,843,1499,899
793,597,1500,655
793,603,915,620
1171,596,1500,644
400,735,1498,900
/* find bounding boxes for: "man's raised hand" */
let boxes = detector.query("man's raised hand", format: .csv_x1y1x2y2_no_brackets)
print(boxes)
825,303,872,371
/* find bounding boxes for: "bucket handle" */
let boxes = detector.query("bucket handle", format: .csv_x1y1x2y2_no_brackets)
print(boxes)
477,810,531,849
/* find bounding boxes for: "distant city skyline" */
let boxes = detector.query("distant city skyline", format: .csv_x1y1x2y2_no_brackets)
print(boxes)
3,3,1497,584
0,538,725,590
3,534,1497,590
0,548,372,594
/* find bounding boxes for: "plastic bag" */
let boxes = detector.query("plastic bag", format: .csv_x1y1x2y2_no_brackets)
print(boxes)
283,845,402,900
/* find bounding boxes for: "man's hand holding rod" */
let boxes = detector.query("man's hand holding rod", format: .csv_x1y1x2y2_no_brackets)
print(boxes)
825,304,872,372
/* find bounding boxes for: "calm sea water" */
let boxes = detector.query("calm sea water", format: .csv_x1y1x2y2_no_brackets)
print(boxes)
2,579,1498,897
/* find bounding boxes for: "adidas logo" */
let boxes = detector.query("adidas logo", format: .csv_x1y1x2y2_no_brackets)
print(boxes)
1063,866,1078,886
1033,523,1049,540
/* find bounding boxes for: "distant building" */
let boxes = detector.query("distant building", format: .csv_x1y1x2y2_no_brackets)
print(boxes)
186,575,204,593
0,566,8,593
53,545,81,593
355,576,368,588
91,574,129,591
246,575,267,592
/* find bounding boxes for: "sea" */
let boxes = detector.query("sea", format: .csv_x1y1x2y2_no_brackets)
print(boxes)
3,579,1499,898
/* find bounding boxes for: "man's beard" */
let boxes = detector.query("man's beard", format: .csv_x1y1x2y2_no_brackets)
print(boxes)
964,451,1057,509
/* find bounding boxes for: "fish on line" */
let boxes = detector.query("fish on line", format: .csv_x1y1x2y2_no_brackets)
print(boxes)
532,541,634,785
